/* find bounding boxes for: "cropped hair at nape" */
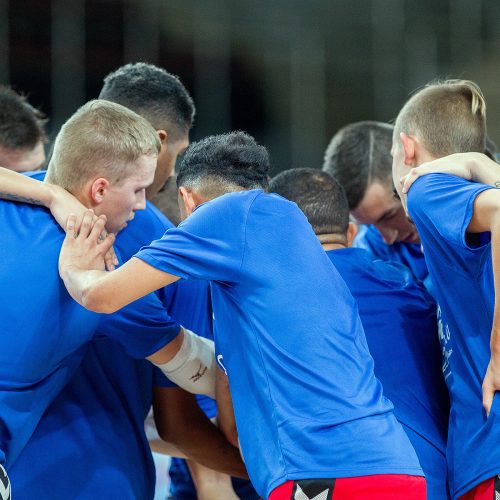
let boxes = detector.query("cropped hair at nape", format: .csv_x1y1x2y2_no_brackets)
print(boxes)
177,131,270,194
270,168,349,236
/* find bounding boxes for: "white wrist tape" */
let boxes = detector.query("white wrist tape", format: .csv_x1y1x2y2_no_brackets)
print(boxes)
156,328,216,398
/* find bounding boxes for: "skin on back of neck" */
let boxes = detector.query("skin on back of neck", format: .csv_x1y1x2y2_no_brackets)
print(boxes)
317,233,348,251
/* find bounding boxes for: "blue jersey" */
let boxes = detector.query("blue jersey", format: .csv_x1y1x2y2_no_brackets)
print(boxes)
354,224,431,289
0,201,100,468
407,174,496,498
6,185,185,499
9,338,173,499
136,189,423,498
0,196,180,471
327,248,449,500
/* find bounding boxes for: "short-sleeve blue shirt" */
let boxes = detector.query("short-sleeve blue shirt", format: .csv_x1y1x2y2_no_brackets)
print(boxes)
407,174,496,498
327,247,449,500
136,189,423,498
5,189,182,498
0,201,101,468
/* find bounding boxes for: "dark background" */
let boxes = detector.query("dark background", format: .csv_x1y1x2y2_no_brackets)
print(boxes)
2,0,500,174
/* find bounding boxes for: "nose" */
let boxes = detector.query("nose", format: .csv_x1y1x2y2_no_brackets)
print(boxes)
376,224,398,245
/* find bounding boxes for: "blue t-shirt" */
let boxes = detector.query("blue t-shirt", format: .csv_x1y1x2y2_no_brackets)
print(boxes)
6,192,184,498
0,197,178,471
407,173,496,498
0,201,101,468
9,338,172,500
327,247,449,500
354,224,431,289
136,189,423,498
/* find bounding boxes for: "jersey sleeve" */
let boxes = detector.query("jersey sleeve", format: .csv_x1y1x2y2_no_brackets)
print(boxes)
407,174,493,250
95,291,181,359
134,196,249,283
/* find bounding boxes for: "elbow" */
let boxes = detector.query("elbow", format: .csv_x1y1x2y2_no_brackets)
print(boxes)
80,284,119,314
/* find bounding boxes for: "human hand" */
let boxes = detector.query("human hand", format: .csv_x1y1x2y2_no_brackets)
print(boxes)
58,210,115,279
482,354,500,417
400,153,476,195
50,185,118,270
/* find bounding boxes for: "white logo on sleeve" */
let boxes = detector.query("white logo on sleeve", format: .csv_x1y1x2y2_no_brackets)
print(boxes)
217,354,227,375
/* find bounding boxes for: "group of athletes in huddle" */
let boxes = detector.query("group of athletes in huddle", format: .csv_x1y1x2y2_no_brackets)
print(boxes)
0,63,499,500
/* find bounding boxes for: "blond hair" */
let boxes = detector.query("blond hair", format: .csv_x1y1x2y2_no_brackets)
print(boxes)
46,100,161,191
394,79,486,156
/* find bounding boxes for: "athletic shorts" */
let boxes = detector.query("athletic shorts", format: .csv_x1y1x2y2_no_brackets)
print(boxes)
0,465,10,500
459,475,500,500
269,474,426,500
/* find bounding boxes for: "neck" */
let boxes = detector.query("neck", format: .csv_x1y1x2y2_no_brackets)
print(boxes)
415,148,438,167
317,233,347,251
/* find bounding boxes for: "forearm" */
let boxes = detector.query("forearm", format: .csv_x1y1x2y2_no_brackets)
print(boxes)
216,368,239,447
150,328,216,398
0,166,53,206
153,388,248,479
149,438,187,458
490,218,500,358
187,460,238,500
466,153,500,186
167,414,246,478
60,266,110,311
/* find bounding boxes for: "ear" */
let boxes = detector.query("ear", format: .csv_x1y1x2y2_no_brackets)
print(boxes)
90,178,110,205
157,129,168,145
400,132,417,167
178,186,197,217
346,222,358,247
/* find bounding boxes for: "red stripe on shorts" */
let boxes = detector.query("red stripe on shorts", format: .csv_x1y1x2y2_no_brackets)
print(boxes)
269,474,426,500
459,476,500,500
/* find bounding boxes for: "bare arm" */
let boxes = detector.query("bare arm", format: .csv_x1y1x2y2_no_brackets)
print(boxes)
401,152,500,194
59,212,217,395
0,166,93,226
152,387,248,479
215,367,239,448
0,165,54,206
58,211,179,313
0,167,117,269
187,458,239,500
149,439,187,457
468,190,500,415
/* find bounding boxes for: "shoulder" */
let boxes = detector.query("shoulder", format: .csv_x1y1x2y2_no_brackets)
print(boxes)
408,173,490,212
331,247,428,294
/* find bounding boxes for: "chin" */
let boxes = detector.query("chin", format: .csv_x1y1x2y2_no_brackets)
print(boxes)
108,223,124,235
